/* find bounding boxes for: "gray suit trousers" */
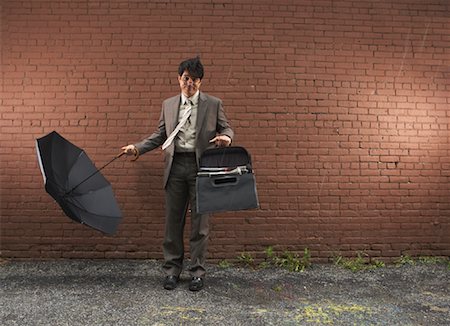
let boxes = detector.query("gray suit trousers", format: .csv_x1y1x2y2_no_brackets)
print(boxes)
162,153,209,278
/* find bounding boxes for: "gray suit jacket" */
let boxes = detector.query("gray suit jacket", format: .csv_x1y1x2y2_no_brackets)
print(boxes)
134,92,234,188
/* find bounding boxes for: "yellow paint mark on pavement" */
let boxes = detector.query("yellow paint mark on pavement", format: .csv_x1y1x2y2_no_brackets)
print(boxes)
292,302,372,324
161,306,205,314
429,306,449,313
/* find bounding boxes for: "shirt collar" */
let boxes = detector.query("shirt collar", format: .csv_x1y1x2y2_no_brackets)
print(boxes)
181,91,200,106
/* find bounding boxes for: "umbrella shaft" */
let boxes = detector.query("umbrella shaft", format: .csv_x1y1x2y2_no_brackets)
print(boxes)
66,153,124,195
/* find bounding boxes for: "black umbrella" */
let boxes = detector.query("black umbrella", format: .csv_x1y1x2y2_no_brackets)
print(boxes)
35,131,123,234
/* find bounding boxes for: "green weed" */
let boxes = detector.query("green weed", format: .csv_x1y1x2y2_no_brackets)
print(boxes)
258,261,271,269
218,259,232,269
273,248,311,272
258,246,274,269
372,259,385,268
334,252,385,272
417,256,447,265
395,255,448,267
237,252,255,267
236,247,312,271
264,246,275,260
394,255,415,267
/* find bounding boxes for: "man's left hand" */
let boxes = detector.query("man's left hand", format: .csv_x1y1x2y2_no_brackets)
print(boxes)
209,135,232,147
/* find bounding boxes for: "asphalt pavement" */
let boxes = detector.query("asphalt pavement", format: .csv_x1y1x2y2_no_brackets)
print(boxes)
1,259,449,325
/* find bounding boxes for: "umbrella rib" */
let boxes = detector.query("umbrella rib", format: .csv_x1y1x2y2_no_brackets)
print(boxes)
66,194,121,219
66,152,125,195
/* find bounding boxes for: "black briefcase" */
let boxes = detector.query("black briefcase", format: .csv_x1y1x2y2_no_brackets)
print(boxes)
196,146,259,214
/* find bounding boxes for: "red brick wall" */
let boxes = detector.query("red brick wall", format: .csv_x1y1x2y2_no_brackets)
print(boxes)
1,0,449,261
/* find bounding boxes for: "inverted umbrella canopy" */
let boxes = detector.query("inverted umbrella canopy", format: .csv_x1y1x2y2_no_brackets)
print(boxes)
35,131,123,234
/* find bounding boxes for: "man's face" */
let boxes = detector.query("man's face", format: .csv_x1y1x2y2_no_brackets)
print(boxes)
178,70,201,98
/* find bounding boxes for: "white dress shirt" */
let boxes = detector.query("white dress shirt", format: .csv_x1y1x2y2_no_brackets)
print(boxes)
175,91,199,152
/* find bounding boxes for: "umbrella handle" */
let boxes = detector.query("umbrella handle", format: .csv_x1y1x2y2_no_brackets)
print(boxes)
118,149,139,161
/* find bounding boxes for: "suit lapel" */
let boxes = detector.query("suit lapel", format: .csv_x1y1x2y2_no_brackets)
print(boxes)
196,92,207,139
166,95,181,134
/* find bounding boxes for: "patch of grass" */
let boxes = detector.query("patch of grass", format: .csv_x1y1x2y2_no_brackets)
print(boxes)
334,253,366,272
237,252,255,267
258,246,276,269
273,248,311,272
218,259,232,269
417,256,447,265
264,246,275,260
394,255,449,267
334,252,385,272
371,259,385,269
258,261,271,269
394,255,415,267
235,247,312,271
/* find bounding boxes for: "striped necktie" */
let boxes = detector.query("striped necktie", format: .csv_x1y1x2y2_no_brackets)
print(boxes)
161,100,192,150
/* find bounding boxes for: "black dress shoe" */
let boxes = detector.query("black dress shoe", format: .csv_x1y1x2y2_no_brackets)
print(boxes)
189,277,204,291
163,275,179,290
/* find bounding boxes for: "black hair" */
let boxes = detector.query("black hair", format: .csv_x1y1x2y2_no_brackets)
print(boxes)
178,56,204,80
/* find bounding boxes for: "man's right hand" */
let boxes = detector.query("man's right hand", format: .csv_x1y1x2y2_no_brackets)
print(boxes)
121,145,139,159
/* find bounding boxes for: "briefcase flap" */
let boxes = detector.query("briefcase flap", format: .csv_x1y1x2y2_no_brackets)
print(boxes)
199,146,252,169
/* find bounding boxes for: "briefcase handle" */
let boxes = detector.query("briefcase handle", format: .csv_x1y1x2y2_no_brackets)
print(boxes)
210,176,239,187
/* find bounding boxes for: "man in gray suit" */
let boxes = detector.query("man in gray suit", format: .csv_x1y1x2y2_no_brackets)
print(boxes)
122,57,233,291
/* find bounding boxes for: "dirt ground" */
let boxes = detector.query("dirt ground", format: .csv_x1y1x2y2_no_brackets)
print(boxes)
1,259,449,325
